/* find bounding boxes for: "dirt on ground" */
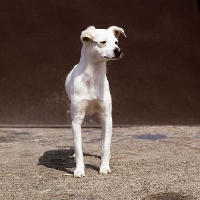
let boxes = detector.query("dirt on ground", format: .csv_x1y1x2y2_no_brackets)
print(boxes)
0,126,200,199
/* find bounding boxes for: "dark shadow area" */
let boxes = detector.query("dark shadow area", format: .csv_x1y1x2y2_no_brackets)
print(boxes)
38,149,100,174
143,192,194,200
136,134,167,141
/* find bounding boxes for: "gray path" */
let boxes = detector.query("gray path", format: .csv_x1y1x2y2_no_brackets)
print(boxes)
0,126,199,199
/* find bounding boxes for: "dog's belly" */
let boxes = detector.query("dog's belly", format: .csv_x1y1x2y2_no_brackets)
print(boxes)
85,99,101,115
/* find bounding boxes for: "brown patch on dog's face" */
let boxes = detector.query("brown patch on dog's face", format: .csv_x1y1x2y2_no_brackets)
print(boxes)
108,26,127,38
82,37,93,42
113,30,120,38
80,26,98,43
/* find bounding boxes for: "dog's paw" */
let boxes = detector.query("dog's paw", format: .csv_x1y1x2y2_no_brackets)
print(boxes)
74,168,85,178
99,167,111,175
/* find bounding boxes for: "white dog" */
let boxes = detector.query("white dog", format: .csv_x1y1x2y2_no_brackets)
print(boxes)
65,26,126,177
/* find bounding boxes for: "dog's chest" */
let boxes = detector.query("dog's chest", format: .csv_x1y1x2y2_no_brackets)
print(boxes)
82,73,103,98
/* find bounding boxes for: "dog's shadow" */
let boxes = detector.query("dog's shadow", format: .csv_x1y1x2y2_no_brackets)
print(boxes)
38,148,100,174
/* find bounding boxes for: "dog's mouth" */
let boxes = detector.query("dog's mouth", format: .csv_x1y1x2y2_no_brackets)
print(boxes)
103,56,117,60
103,53,124,60
103,48,124,60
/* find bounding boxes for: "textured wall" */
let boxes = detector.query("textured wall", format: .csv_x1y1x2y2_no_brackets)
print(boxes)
0,0,200,126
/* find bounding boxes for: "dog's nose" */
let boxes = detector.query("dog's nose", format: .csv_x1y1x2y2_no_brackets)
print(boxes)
114,48,123,58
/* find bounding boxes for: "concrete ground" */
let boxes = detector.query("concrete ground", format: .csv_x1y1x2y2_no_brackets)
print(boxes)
0,126,199,200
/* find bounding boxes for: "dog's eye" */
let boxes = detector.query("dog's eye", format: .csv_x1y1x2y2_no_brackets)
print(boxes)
115,41,118,45
100,41,106,44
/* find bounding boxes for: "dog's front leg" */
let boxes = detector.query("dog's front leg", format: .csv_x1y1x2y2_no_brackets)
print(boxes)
71,104,85,178
99,112,112,174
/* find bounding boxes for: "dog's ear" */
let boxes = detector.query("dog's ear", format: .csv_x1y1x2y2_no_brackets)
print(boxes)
108,26,127,38
80,26,98,43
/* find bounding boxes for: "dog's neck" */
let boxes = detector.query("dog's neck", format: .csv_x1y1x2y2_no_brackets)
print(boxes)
79,46,107,80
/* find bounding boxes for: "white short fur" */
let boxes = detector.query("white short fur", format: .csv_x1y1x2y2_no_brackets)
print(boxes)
65,26,126,177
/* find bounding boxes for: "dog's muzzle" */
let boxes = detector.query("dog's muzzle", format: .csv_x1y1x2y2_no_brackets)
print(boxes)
114,48,124,59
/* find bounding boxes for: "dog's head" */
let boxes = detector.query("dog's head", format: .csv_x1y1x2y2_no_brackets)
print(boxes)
80,26,126,62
